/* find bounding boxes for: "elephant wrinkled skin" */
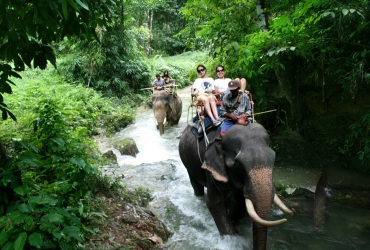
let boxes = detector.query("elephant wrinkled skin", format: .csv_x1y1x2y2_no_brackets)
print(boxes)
152,90,182,135
178,123,294,250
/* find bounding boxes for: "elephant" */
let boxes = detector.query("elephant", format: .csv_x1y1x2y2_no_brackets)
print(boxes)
152,90,182,135
178,123,295,250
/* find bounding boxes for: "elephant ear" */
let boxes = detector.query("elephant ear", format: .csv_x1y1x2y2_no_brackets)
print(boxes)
201,137,228,183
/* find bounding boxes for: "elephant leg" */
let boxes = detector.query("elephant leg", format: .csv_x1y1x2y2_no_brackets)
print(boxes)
188,173,204,196
227,191,246,222
206,173,237,235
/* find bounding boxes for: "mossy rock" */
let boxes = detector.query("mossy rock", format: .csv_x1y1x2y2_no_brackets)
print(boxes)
102,150,117,164
113,138,139,157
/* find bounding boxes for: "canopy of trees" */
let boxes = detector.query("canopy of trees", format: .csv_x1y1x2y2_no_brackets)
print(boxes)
180,0,370,169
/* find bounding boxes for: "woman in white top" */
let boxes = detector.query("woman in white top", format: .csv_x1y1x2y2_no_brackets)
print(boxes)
192,65,221,126
213,65,248,99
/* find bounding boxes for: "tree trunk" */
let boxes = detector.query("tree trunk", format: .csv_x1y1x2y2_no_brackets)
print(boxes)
256,0,268,31
273,57,303,131
146,10,153,58
0,140,7,166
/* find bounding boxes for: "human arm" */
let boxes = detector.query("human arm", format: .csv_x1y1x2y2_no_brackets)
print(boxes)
236,94,251,116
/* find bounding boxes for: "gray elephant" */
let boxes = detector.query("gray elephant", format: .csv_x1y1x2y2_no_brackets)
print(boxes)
179,123,295,250
152,90,182,135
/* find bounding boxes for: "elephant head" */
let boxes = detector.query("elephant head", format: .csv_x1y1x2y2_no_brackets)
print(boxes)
152,90,182,135
201,123,294,250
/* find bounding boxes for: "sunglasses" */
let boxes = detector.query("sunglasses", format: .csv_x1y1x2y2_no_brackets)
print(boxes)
197,68,205,73
216,69,224,73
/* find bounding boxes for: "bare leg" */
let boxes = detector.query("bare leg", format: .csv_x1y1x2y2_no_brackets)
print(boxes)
199,97,216,121
209,96,219,120
235,78,247,93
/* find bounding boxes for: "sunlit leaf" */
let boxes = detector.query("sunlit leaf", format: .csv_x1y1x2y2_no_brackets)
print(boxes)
285,187,296,194
76,0,89,11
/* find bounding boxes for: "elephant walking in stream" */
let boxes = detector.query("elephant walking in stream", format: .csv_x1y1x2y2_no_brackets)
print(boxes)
152,90,182,135
178,123,295,250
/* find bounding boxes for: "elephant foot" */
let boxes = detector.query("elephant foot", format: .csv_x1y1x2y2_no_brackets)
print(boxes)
219,226,239,236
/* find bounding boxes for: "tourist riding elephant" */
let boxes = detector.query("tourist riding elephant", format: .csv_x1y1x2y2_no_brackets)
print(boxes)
152,90,182,135
179,123,295,250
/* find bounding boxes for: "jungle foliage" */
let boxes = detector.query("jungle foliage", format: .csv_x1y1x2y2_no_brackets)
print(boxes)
0,1,150,249
0,67,138,249
0,0,118,121
180,0,370,170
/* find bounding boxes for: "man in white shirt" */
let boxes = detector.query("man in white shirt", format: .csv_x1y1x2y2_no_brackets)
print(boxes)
191,65,221,126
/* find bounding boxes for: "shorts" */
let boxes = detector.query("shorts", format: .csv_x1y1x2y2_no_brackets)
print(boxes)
196,93,209,101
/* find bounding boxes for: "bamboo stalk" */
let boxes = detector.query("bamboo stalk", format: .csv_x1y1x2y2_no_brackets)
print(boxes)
253,109,277,115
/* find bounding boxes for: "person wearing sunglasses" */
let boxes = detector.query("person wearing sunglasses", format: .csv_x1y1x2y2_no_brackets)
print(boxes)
191,64,221,126
214,65,248,99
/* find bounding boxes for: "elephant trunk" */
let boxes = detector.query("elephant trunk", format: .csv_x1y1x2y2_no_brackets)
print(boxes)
154,110,166,136
158,122,164,136
247,167,285,250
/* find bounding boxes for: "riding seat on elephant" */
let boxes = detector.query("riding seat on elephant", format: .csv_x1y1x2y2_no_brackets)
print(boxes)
179,123,295,250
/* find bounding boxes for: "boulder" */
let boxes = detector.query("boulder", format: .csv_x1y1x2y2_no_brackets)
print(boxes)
113,138,139,157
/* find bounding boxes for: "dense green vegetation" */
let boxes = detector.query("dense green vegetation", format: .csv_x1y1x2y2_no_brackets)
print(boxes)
0,67,148,248
1,0,370,248
180,0,370,170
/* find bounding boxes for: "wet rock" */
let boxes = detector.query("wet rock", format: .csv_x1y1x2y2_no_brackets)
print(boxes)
102,150,117,163
113,138,139,157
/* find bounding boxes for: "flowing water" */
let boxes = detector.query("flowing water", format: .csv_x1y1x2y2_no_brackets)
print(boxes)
98,87,370,250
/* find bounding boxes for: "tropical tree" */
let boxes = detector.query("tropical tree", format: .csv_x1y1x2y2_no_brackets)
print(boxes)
0,0,118,121
180,0,370,168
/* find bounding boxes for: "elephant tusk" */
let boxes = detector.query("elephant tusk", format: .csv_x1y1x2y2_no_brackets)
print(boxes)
274,194,296,216
245,199,287,227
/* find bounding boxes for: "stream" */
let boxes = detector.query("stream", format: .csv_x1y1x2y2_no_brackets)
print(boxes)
98,86,370,250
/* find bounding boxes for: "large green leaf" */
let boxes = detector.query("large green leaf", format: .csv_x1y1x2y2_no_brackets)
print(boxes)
70,157,86,168
1,242,14,250
14,232,27,250
28,233,43,249
14,186,30,196
41,213,64,224
62,226,82,241
28,195,57,205
18,203,31,213
0,232,9,245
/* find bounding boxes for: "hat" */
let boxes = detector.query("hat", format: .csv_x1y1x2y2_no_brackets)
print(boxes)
228,80,240,90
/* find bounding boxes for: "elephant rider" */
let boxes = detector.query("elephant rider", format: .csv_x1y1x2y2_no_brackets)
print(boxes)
191,64,221,126
214,65,251,101
152,74,165,90
219,80,251,137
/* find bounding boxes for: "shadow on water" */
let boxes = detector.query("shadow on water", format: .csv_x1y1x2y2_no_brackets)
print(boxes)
98,86,370,250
